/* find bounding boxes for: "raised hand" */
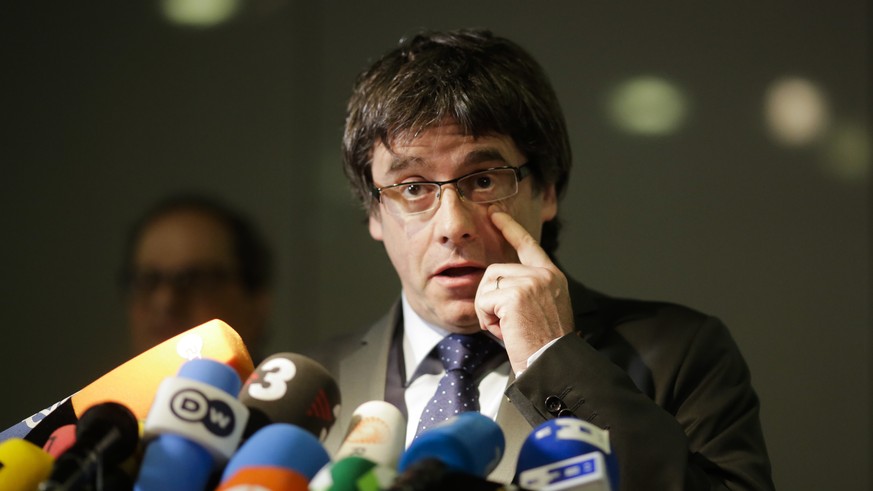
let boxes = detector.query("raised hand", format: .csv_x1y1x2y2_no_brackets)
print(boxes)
475,208,574,373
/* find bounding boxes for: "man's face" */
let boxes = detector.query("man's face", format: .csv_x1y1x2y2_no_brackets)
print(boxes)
368,121,557,333
126,209,268,354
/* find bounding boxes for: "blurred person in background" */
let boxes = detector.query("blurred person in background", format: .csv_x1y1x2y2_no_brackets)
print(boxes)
119,193,273,361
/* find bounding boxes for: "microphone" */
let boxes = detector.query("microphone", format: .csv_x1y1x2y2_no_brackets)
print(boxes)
216,423,331,490
42,424,77,458
0,398,71,443
514,417,618,491
391,458,531,491
398,412,505,477
42,423,143,489
134,357,249,491
388,412,508,491
309,400,406,490
0,438,54,491
2,319,254,447
39,401,140,491
335,400,406,465
238,352,341,441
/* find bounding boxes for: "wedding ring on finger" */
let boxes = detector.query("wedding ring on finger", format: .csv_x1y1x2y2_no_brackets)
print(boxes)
496,276,503,290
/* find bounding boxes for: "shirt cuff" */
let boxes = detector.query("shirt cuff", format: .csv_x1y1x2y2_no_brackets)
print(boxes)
515,338,560,377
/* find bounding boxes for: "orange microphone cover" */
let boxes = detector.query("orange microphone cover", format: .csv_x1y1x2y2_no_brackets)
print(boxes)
216,467,310,490
70,319,253,420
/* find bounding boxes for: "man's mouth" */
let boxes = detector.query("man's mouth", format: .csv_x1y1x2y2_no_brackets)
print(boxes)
436,266,483,278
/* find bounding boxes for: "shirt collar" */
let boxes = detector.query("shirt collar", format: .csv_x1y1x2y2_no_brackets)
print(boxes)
401,292,449,383
400,292,508,383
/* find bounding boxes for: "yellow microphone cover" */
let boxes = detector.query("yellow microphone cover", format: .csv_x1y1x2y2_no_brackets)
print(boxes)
0,438,54,490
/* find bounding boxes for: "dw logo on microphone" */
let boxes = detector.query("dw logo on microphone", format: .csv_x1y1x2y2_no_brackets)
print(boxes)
170,388,236,436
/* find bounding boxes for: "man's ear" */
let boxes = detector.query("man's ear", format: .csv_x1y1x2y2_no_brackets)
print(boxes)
540,183,558,222
368,211,383,241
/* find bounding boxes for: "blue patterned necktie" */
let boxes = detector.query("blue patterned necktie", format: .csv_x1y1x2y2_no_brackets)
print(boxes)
414,333,504,437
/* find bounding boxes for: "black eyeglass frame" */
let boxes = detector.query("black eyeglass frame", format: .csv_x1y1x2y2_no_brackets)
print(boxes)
370,162,533,215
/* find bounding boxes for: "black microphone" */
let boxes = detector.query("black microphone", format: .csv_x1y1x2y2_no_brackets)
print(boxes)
238,352,341,441
391,458,532,491
39,401,140,491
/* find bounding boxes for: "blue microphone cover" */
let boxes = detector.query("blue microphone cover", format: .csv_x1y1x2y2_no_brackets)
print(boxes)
135,358,247,491
178,358,242,394
397,412,505,477
221,423,331,482
515,417,619,488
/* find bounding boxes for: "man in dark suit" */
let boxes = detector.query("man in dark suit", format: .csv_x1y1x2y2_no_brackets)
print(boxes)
309,29,773,489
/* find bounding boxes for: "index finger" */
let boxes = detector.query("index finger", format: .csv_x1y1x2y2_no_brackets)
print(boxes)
489,208,553,267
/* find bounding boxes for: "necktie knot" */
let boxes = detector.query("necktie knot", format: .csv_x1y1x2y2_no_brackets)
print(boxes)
435,333,503,377
414,333,505,438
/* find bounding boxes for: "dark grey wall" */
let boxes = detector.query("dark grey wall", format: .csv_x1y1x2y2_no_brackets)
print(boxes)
2,2,869,489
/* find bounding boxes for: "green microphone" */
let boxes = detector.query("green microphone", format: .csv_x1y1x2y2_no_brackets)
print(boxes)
310,401,406,491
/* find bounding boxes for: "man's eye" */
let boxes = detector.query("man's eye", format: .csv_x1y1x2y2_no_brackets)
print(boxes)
401,184,426,199
131,272,161,290
473,175,494,189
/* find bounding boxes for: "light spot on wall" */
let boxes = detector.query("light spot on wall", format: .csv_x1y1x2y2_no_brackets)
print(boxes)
764,77,830,146
820,121,871,180
161,0,242,28
607,76,689,136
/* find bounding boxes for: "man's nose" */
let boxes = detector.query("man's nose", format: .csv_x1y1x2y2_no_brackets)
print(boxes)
434,186,477,245
145,280,188,312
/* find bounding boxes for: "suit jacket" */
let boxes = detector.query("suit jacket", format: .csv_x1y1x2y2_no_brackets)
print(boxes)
306,278,774,490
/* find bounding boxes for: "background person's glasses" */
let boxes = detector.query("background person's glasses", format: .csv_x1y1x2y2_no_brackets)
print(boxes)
371,163,532,217
122,266,238,297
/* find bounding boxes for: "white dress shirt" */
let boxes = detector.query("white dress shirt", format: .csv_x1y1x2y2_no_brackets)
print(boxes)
400,293,510,447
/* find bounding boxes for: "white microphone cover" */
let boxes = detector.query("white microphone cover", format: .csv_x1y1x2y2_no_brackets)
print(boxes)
334,401,406,468
144,375,248,461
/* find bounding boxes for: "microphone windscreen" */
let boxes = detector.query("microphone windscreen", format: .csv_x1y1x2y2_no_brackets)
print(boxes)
135,358,249,491
220,423,331,483
390,458,531,491
515,417,618,490
0,438,54,491
216,466,309,490
239,352,341,441
42,424,76,458
335,401,406,467
310,455,396,491
2,319,253,447
140,357,247,457
15,399,77,448
43,402,140,490
398,412,505,478
0,399,72,444
74,401,140,466
41,418,143,483
72,319,253,420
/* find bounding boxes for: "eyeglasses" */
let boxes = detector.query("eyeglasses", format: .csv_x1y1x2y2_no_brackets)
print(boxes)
371,163,532,216
123,266,238,297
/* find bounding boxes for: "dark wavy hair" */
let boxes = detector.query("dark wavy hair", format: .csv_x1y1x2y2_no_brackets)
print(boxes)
342,28,572,256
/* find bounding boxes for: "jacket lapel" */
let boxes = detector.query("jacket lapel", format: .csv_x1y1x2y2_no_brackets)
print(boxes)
325,302,400,452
